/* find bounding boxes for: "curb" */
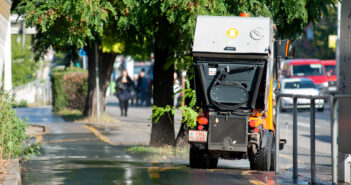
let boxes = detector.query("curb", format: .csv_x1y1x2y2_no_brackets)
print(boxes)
26,124,47,137
3,159,21,185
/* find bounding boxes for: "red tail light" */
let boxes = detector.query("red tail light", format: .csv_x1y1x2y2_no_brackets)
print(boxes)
198,117,208,125
240,12,250,17
254,127,259,133
198,125,204,131
249,120,256,128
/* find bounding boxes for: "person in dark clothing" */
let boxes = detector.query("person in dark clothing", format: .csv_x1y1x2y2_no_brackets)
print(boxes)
115,69,133,116
130,74,139,106
137,68,150,106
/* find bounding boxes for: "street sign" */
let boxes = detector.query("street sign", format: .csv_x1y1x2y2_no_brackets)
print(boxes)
78,49,87,56
328,35,337,49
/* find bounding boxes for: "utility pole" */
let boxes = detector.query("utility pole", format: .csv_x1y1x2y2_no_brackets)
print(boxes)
95,40,100,121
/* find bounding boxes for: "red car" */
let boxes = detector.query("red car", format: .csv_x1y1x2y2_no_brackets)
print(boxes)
322,60,337,92
282,59,329,93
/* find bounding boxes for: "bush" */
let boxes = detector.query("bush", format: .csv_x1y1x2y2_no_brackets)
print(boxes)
15,100,28,108
51,67,88,113
0,92,39,159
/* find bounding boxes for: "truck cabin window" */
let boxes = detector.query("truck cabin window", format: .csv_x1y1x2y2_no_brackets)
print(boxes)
325,65,336,76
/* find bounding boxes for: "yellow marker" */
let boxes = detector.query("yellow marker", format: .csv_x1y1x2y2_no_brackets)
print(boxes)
43,138,98,144
227,28,239,38
36,135,43,143
241,170,268,185
82,125,115,145
249,179,267,185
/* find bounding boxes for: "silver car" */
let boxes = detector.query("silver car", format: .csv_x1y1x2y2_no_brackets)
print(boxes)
280,78,324,112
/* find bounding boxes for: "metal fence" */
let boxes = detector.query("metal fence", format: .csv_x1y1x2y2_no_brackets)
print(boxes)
274,93,351,184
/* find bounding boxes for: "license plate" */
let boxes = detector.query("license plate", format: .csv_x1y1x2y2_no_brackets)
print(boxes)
189,130,207,142
328,86,337,91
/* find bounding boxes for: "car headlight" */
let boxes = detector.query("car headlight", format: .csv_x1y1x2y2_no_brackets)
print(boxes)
322,82,328,87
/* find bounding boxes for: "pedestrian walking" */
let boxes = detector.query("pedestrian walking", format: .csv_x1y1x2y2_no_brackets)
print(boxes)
115,69,133,116
130,74,139,106
137,69,150,106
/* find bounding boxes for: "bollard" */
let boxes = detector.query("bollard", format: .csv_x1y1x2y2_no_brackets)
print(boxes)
310,98,316,184
275,97,280,173
293,96,298,180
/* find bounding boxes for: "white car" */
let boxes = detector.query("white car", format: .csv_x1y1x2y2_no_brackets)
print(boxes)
279,78,324,112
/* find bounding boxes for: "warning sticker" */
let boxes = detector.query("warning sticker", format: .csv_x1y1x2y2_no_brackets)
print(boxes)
209,68,217,76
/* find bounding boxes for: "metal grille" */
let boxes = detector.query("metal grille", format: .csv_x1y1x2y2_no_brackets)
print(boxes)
209,115,247,147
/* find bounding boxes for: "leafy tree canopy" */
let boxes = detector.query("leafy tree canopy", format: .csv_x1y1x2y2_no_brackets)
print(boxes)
16,0,119,58
296,5,337,59
16,0,336,63
116,0,336,70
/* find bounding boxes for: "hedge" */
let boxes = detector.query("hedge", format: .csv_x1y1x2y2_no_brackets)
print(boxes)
51,67,88,113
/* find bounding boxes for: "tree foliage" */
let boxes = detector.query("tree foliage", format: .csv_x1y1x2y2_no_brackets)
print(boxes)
11,36,39,87
295,5,337,59
116,0,336,71
16,0,119,58
16,0,337,81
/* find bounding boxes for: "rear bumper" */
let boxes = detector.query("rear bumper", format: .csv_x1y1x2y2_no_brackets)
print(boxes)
281,98,324,109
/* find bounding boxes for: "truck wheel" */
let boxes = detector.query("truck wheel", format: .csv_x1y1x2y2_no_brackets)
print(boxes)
189,145,218,169
249,131,273,171
209,155,218,169
190,145,201,168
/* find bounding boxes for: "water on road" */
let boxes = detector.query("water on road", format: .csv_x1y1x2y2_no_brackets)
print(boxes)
16,104,312,185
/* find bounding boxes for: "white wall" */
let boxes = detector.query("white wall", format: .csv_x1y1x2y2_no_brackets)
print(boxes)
13,81,51,106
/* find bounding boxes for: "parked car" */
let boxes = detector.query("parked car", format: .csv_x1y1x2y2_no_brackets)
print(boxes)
322,60,337,92
281,59,329,94
280,78,324,112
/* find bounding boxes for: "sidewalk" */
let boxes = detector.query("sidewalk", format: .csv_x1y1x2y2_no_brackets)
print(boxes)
104,96,182,145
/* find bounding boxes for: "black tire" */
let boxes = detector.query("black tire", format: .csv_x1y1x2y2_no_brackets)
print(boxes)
249,131,273,171
189,145,218,169
189,145,201,168
209,156,218,169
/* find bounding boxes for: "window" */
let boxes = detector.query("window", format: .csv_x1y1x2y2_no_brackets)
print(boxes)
325,65,336,76
284,81,316,89
291,64,324,76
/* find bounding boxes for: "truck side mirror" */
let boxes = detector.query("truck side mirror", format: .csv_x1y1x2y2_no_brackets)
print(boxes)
285,40,295,59
275,40,295,59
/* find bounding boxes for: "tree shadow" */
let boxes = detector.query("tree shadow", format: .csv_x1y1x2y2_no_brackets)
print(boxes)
302,134,330,143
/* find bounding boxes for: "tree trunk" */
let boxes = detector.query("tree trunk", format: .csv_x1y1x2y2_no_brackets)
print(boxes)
175,121,189,147
175,74,194,147
150,34,175,147
83,43,117,117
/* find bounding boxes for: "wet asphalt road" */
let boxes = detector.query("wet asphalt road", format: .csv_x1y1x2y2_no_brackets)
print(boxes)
15,97,336,185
